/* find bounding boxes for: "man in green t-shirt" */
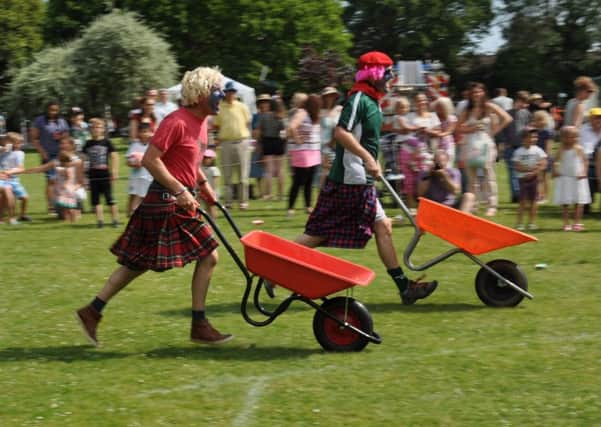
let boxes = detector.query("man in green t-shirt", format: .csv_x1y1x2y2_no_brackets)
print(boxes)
295,51,438,305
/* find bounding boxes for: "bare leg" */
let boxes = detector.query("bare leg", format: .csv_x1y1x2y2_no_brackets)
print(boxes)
263,155,273,198
97,266,146,302
562,205,569,227
191,250,218,311
516,199,525,225
295,233,326,248
273,155,284,199
574,203,584,224
95,204,104,223
459,192,475,213
529,200,538,225
130,195,143,214
47,179,56,211
20,197,28,217
111,204,119,222
374,218,399,269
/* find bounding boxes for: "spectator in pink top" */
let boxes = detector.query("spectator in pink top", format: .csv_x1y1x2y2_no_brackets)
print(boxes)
286,94,322,216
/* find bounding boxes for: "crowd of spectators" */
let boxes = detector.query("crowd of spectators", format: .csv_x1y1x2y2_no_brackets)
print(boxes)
0,75,599,232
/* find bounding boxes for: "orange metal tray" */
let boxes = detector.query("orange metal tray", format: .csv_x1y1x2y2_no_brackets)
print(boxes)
240,231,376,299
416,198,537,255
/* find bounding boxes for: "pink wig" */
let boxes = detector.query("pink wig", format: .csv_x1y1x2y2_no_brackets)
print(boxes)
355,65,387,82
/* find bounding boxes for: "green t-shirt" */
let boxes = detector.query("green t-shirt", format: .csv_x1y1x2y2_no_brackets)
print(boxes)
329,92,382,185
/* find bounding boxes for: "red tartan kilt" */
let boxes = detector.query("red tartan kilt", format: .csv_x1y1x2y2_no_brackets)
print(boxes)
111,189,218,272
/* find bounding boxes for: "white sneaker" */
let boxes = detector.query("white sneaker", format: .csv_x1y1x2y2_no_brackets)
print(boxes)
528,223,538,230
8,218,19,225
515,224,525,231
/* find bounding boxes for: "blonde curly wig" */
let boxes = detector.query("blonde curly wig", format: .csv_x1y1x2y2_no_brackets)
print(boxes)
180,67,224,107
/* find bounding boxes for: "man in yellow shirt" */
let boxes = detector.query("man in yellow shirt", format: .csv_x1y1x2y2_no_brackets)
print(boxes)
213,81,252,209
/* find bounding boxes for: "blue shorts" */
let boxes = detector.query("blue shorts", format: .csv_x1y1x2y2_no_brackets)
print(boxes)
10,180,28,199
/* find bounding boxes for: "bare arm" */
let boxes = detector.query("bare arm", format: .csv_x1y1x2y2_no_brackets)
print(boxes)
334,125,380,178
486,102,513,136
573,102,585,129
110,152,119,181
129,119,138,141
576,145,588,178
30,126,48,161
287,109,308,144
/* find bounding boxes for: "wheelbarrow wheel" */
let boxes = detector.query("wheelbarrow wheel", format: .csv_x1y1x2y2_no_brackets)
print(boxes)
313,297,373,352
475,259,528,307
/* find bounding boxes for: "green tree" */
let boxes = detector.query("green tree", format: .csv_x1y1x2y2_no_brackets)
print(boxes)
343,0,494,73
3,11,178,121
492,0,601,97
69,10,178,119
0,0,44,92
41,0,352,94
43,0,110,44
2,44,80,118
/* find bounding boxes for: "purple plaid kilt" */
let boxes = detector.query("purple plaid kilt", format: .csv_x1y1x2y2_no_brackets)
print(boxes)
305,179,377,248
111,183,218,272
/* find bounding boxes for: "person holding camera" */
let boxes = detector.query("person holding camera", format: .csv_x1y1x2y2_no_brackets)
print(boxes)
417,150,475,212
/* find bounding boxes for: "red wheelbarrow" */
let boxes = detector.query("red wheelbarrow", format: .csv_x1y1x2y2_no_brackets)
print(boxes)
381,177,537,307
199,204,382,352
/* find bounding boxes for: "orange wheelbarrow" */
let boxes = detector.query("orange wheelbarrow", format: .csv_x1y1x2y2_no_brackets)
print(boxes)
199,204,382,352
381,177,536,307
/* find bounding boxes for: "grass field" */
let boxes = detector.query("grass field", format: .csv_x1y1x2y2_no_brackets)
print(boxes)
1,143,600,426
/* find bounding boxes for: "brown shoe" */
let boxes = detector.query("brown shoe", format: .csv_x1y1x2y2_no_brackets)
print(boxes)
76,305,102,346
190,319,233,345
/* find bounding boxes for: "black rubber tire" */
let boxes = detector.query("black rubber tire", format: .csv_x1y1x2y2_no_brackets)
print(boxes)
312,297,373,352
475,259,528,307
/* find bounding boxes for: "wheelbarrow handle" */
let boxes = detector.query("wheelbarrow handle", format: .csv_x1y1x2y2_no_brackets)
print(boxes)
380,176,417,229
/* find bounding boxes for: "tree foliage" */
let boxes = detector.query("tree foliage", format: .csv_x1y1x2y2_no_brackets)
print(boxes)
491,0,601,97
69,10,178,118
343,0,494,73
0,0,44,91
41,0,352,94
3,11,178,120
43,0,110,45
296,47,355,93
3,44,80,118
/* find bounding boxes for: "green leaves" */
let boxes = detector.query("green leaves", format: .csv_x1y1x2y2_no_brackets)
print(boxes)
3,10,177,120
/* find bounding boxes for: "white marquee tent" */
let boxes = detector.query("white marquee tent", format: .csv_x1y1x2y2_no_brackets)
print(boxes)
167,76,257,115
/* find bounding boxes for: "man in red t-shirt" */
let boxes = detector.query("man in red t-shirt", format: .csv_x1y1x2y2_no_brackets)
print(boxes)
76,67,233,345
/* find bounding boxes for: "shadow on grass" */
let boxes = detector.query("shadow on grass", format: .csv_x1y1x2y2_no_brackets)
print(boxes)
369,302,486,313
158,301,310,317
0,345,131,363
144,344,322,361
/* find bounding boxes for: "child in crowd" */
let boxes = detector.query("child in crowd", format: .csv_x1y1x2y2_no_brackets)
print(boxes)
16,136,85,222
0,132,30,224
433,97,457,166
399,136,433,213
512,128,547,230
83,118,120,228
125,121,153,216
201,149,221,218
553,126,591,231
532,110,554,203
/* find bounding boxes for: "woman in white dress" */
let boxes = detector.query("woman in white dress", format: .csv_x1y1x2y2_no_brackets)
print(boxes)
553,126,591,231
457,82,512,217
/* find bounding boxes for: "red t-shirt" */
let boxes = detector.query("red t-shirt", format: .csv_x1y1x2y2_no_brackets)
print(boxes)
151,108,208,188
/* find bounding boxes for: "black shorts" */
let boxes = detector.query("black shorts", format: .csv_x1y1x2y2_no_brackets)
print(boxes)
261,137,285,156
89,170,115,206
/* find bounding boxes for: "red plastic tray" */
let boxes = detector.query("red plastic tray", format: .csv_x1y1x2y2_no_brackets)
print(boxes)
416,197,537,255
240,231,376,299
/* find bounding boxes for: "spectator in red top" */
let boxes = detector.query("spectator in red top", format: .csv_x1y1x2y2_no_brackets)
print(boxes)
76,67,232,346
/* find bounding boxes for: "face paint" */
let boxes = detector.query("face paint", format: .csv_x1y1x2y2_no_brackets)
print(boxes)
210,88,225,113
383,68,394,82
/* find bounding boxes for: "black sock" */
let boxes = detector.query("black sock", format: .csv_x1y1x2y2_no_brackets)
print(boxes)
192,310,206,321
91,297,106,313
388,267,409,293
